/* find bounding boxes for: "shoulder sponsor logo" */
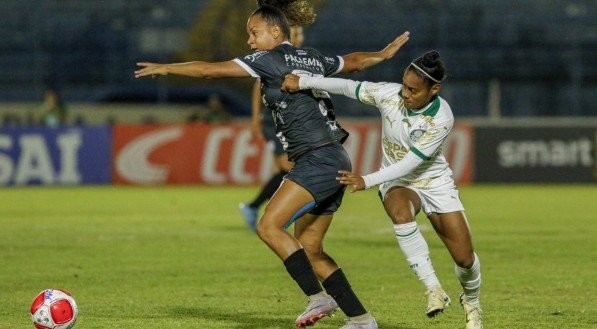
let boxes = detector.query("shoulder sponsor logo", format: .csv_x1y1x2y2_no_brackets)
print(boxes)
244,51,268,62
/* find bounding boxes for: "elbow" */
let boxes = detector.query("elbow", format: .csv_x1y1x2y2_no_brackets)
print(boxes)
198,68,213,78
344,63,365,73
346,59,371,73
189,61,214,78
353,63,367,72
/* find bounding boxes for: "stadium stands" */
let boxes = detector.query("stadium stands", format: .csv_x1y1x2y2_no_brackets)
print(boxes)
0,0,594,116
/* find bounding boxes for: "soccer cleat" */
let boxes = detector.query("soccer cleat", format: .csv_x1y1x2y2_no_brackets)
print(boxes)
460,293,483,329
339,317,378,329
238,202,258,231
295,295,339,327
425,285,451,318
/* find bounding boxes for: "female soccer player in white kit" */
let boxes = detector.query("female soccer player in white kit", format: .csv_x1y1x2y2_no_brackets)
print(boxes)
282,50,483,329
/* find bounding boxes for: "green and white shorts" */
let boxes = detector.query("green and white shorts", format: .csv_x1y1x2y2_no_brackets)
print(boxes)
378,174,465,215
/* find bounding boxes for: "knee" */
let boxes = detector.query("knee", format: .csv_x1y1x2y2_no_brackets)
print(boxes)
454,252,475,269
389,211,416,225
255,221,267,241
256,218,278,243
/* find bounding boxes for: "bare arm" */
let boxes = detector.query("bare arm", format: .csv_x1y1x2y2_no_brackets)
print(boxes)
337,151,424,192
282,74,360,99
250,79,263,138
135,60,251,79
340,31,410,73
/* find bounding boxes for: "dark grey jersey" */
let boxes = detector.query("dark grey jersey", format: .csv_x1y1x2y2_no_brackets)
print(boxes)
234,42,349,161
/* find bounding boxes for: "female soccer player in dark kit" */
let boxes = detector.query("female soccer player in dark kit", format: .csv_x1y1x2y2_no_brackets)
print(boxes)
239,0,312,231
135,5,409,329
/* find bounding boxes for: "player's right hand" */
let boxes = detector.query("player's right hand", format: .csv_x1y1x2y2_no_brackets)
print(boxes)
381,31,410,59
337,170,366,193
135,62,169,78
281,74,301,92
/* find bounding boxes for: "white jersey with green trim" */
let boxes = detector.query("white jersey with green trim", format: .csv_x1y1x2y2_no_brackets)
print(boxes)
356,81,454,189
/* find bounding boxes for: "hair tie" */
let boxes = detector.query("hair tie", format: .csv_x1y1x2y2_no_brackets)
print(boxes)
410,63,442,83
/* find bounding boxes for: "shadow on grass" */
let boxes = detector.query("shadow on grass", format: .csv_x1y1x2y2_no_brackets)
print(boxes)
170,306,415,329
374,321,417,329
169,306,293,328
330,237,397,250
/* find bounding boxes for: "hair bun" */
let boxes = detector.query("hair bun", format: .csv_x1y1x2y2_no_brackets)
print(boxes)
258,0,315,26
421,50,440,68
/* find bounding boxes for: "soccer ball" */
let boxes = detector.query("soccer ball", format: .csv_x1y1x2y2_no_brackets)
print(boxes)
30,289,78,329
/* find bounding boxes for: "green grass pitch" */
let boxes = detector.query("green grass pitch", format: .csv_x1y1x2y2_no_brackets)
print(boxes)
1,184,595,328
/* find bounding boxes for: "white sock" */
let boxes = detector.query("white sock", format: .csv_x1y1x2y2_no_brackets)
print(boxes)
394,222,440,289
349,313,374,324
308,291,329,301
455,252,481,305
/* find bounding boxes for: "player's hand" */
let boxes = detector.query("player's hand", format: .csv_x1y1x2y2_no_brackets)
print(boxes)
337,170,366,193
380,31,410,59
135,62,169,78
281,74,301,92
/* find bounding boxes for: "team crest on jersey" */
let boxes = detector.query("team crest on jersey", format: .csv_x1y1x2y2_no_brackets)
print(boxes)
244,51,268,62
409,129,425,142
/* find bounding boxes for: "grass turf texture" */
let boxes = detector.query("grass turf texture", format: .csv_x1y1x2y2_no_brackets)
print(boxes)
1,185,595,328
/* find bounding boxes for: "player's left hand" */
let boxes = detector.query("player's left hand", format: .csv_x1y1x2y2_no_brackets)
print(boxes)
337,170,366,192
380,31,410,59
281,74,301,92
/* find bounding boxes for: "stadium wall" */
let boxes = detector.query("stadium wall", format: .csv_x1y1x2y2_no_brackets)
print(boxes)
0,117,595,186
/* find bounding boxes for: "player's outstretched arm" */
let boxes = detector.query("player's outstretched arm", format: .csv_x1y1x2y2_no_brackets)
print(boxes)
135,60,250,79
340,31,410,73
282,74,360,100
338,151,424,192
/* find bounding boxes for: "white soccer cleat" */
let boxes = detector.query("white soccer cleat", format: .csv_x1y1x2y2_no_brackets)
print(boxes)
460,293,483,329
295,294,339,327
425,285,451,318
339,317,378,329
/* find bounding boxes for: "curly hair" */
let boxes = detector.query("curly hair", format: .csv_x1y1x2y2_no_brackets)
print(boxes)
256,0,316,26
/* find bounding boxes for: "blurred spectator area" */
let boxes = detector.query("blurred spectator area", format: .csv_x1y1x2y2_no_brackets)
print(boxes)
0,0,595,117
93,86,250,117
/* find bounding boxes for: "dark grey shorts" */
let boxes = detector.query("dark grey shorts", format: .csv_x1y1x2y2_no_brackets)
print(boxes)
285,142,352,215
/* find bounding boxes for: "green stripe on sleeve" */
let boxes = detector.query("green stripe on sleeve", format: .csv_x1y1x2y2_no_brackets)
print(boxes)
355,82,362,102
410,147,430,161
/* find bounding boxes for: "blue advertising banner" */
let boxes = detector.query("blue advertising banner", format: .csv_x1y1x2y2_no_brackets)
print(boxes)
0,126,112,186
